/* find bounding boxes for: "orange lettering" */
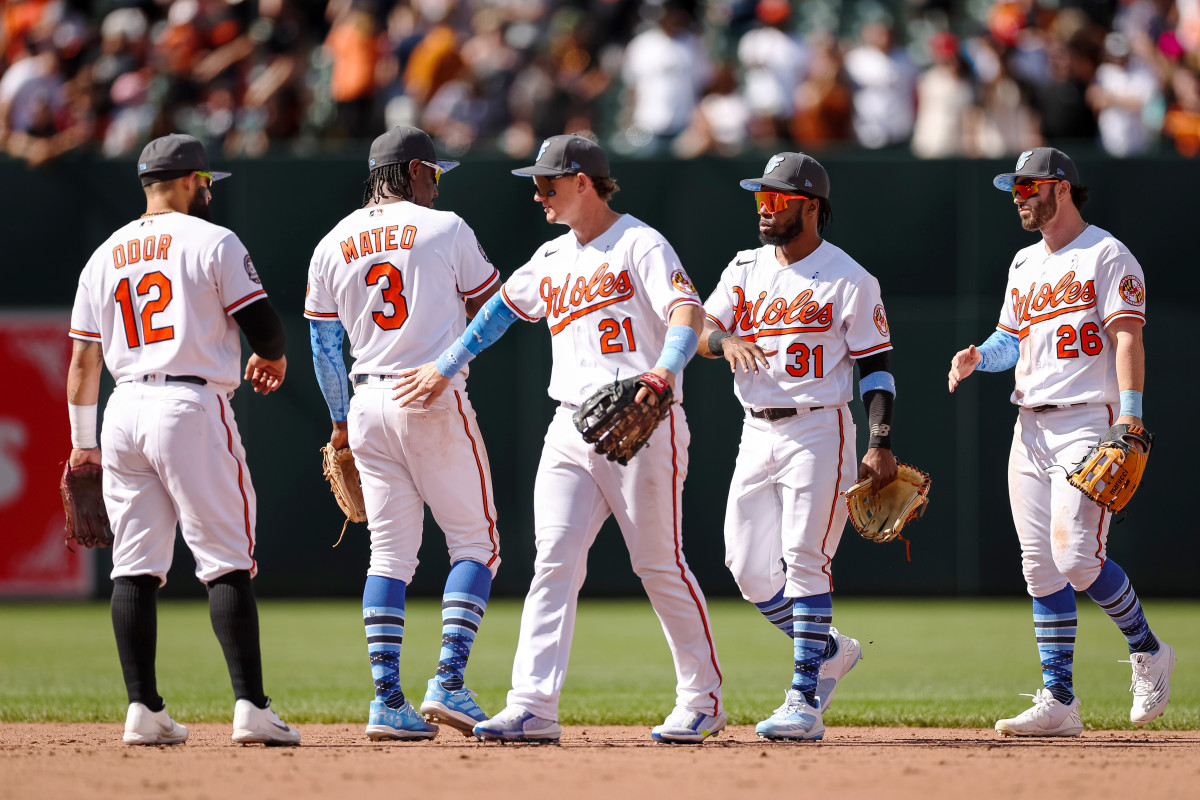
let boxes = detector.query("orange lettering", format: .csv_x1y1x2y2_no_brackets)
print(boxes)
113,245,126,269
340,237,359,263
128,239,141,263
156,235,171,260
371,227,384,252
359,231,374,255
384,225,398,250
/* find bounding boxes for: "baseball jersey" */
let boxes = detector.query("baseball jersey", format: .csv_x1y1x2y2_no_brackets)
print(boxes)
500,214,701,406
69,212,268,395
304,203,499,380
704,240,892,409
996,224,1146,408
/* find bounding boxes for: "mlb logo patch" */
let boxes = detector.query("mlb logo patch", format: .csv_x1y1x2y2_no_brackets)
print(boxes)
369,158,376,167
139,163,148,171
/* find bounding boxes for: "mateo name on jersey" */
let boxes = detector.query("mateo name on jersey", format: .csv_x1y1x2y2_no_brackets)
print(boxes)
338,225,418,263
539,262,634,331
1010,271,1096,326
730,287,834,334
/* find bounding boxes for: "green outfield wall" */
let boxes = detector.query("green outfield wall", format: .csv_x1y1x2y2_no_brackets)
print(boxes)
4,151,1193,598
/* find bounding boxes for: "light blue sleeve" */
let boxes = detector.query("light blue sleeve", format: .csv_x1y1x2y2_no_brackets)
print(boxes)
310,319,350,422
435,292,521,377
977,329,1020,372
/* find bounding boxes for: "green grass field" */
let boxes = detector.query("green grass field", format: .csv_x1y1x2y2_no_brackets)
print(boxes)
1,597,1194,729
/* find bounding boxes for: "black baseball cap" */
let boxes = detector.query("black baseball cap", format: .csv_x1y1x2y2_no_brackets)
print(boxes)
993,147,1081,191
512,135,609,178
137,133,230,186
368,126,459,175
740,152,830,202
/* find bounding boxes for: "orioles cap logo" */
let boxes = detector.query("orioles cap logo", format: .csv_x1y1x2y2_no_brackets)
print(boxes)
139,162,148,171
538,139,551,161
765,154,785,174
1016,150,1033,169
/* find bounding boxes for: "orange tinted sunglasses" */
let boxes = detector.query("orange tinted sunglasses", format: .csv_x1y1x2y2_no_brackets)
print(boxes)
755,191,810,213
1011,179,1059,200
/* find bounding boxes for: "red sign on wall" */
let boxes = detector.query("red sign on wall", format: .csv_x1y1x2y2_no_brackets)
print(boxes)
0,312,94,597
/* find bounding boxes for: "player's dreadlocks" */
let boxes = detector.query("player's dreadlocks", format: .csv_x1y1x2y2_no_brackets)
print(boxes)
817,198,833,233
362,162,414,207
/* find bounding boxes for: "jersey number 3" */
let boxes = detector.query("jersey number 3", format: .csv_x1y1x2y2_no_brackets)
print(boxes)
115,273,174,347
366,261,409,330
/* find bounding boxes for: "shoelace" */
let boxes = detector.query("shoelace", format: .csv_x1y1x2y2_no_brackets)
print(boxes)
1118,656,1154,694
1016,691,1055,712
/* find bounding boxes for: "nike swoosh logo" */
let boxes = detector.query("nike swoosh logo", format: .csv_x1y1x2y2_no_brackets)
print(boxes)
544,248,559,257
1015,258,1027,268
736,258,754,265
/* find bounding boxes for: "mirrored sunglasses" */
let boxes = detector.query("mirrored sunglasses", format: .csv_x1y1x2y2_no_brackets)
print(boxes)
1011,179,1059,200
755,191,809,214
194,170,213,187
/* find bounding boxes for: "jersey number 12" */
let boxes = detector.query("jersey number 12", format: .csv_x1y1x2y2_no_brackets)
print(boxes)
114,273,174,347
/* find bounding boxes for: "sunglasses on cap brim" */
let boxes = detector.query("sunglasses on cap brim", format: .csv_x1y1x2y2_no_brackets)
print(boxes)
755,191,811,214
1011,179,1059,199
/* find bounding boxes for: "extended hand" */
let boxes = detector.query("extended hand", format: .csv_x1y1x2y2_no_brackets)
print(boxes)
246,353,286,395
392,363,450,408
948,345,981,393
723,337,776,375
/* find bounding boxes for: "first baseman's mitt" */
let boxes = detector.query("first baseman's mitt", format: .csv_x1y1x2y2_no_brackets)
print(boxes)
573,373,674,466
1067,423,1153,513
321,443,367,545
844,462,931,551
60,462,113,549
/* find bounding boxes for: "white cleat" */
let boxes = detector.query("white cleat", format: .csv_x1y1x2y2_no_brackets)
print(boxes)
995,689,1083,737
816,626,863,713
756,690,825,741
123,702,189,746
1126,640,1176,727
651,708,727,743
232,698,301,746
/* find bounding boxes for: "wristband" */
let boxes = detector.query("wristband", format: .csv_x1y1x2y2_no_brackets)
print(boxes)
436,338,473,378
69,403,98,449
1119,390,1143,418
654,325,698,374
707,329,732,355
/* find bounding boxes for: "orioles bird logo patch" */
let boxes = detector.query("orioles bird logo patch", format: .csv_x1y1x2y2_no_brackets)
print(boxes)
1119,275,1145,306
873,305,889,336
244,254,261,284
671,269,698,295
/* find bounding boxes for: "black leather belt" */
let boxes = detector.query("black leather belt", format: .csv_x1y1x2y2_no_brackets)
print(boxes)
353,374,403,386
750,407,822,421
1029,402,1086,412
136,374,206,386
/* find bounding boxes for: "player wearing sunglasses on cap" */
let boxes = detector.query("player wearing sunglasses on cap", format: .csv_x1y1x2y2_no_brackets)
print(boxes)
697,152,901,740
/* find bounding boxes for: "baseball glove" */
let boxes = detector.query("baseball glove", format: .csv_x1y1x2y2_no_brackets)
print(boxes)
844,462,931,550
320,443,367,545
1067,423,1153,513
573,373,674,466
59,462,113,549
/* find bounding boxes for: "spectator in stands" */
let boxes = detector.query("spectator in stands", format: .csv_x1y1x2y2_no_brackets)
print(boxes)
844,19,918,149
912,32,975,158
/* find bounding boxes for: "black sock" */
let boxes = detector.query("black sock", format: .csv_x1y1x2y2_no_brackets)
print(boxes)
111,575,164,711
207,570,268,708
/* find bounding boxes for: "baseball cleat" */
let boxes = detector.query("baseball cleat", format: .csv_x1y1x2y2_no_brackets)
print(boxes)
419,678,489,736
755,690,825,741
473,705,561,744
816,626,862,713
995,689,1083,737
365,700,438,741
651,708,727,744
232,698,301,746
123,702,189,746
1126,640,1175,727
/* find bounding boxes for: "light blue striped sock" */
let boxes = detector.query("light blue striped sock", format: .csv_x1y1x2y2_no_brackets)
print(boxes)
436,560,492,692
792,593,833,705
363,575,407,709
754,587,795,638
1033,586,1076,705
1084,560,1159,654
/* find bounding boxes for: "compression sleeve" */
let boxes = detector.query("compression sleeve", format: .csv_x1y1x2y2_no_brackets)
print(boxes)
232,299,286,360
310,319,350,422
435,292,521,377
977,329,1020,372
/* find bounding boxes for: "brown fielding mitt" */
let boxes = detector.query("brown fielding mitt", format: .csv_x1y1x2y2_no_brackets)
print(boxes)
60,462,113,549
573,373,674,466
321,443,367,545
1067,423,1153,513
844,462,931,552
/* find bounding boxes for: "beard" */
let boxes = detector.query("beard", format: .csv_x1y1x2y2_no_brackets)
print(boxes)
1020,190,1057,231
759,211,805,246
187,186,212,220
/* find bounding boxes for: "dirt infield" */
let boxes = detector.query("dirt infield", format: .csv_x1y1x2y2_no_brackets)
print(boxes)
2,724,1196,800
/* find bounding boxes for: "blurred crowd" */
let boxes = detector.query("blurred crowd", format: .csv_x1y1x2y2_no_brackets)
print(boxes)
3,0,1200,168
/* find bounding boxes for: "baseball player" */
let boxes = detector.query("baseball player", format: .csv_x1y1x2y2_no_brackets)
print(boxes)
949,147,1174,735
66,134,300,746
697,152,893,741
305,126,502,741
394,134,725,744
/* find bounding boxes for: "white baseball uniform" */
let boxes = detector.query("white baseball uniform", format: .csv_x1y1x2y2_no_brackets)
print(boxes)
996,225,1146,594
69,212,269,584
497,213,723,721
704,240,892,602
304,202,501,582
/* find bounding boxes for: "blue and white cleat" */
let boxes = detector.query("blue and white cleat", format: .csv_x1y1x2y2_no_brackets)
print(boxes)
473,705,561,744
816,626,863,713
756,690,825,741
419,678,489,736
1127,639,1176,727
651,707,727,744
365,700,439,741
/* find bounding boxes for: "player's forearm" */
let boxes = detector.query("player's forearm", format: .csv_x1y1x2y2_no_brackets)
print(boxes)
1111,320,1145,393
232,299,286,360
435,291,519,377
976,329,1019,372
67,340,103,449
858,352,895,449
310,319,351,422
